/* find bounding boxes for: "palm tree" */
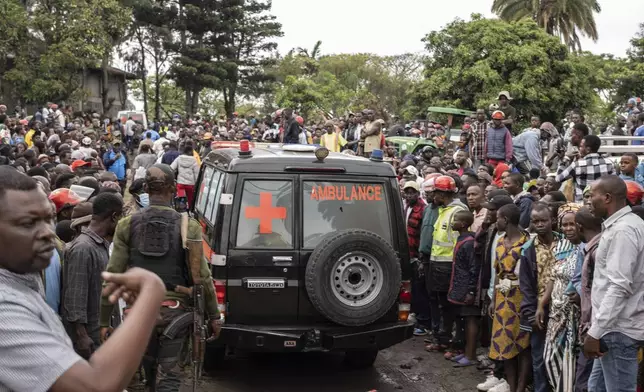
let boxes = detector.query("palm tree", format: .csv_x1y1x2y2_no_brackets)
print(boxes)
296,40,323,60
491,0,601,51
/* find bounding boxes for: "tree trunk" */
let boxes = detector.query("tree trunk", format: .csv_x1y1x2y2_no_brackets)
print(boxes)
154,70,161,121
191,88,200,117
101,55,111,115
185,87,192,118
136,29,149,118
153,48,162,121
223,86,236,119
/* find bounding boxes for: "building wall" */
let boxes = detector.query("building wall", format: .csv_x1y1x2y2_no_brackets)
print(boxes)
0,68,129,118
81,71,128,118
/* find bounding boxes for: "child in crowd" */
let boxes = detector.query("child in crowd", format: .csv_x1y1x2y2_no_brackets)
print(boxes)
447,210,480,367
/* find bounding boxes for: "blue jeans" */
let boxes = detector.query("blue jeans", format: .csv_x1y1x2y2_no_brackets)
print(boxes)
588,332,640,392
531,331,551,392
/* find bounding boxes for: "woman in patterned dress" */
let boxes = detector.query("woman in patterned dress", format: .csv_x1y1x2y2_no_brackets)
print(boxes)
489,204,532,392
542,203,583,392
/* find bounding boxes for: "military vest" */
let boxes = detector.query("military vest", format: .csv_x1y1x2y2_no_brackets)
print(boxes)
129,207,190,289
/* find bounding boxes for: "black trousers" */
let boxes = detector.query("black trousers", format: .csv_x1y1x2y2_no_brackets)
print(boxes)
143,307,189,392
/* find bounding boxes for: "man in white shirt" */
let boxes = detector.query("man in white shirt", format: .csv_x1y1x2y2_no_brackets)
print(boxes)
585,175,644,392
153,131,168,155
125,117,136,138
42,102,52,122
52,104,65,128
79,137,97,159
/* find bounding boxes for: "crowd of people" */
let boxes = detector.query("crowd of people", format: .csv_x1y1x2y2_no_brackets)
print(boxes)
395,93,644,392
1,90,644,392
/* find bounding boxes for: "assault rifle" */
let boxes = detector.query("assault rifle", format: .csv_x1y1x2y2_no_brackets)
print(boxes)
181,213,207,392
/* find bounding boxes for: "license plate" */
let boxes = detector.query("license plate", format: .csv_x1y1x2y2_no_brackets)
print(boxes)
245,279,285,289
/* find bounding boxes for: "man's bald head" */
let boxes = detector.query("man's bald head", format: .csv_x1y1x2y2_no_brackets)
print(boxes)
594,175,627,202
590,175,627,219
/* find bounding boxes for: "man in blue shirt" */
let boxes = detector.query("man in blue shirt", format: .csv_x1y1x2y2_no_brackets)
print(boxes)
44,246,62,313
103,141,128,193
631,113,644,145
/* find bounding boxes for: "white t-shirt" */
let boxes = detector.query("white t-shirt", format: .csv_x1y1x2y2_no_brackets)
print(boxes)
153,137,168,154
79,147,97,159
125,120,136,137
55,110,65,128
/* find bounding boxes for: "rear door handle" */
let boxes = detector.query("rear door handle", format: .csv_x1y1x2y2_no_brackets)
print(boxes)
272,256,293,266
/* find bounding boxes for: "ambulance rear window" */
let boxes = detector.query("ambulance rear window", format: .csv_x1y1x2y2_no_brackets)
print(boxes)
302,181,391,249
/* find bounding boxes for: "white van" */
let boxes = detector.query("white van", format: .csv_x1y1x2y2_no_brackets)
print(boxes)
117,110,148,131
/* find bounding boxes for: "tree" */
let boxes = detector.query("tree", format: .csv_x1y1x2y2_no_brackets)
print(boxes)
296,40,322,59
130,77,185,119
409,14,600,125
216,0,283,118
3,0,131,105
491,0,601,51
272,52,425,120
0,0,30,102
121,4,173,121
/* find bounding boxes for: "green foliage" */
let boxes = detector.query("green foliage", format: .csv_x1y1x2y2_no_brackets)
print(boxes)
130,77,185,119
3,0,131,104
491,0,601,51
409,14,601,126
273,50,424,121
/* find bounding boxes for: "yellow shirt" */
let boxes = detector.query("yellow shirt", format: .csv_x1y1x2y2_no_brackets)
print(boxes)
25,129,35,147
193,150,202,166
320,132,347,152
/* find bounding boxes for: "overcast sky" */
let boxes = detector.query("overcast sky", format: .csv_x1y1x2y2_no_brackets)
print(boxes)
271,0,644,57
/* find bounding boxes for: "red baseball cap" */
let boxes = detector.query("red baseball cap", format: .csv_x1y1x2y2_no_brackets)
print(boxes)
70,160,90,171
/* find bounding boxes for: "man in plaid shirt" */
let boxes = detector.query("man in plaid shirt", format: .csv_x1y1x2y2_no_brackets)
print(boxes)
470,109,488,168
556,133,614,202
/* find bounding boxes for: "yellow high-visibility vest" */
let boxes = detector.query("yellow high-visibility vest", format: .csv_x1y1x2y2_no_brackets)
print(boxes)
430,204,467,262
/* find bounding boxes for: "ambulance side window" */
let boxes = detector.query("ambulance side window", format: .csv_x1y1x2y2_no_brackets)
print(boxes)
195,166,224,225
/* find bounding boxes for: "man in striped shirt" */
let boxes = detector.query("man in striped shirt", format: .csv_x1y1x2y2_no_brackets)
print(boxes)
470,109,488,169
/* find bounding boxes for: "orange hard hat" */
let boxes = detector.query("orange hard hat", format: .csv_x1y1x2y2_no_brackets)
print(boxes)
625,180,644,206
434,175,457,193
295,116,304,125
49,188,82,213
491,110,505,120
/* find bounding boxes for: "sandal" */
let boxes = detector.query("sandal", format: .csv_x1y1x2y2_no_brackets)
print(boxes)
424,343,448,352
453,357,476,367
444,350,463,360
450,353,466,362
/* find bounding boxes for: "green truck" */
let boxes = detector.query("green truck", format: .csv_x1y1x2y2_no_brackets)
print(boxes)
386,107,475,156
385,136,438,156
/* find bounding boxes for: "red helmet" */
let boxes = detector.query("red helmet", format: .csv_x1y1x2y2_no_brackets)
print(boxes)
434,175,457,192
49,188,82,214
625,181,644,206
295,116,304,125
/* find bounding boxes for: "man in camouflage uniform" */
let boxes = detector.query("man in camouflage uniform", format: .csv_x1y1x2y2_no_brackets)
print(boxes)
99,164,220,392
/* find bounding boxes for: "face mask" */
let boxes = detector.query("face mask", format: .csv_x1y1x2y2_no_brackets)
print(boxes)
136,193,150,208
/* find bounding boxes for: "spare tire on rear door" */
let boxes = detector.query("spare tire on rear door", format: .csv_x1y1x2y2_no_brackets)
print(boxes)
305,229,401,327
